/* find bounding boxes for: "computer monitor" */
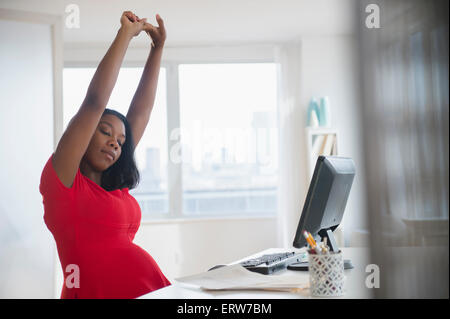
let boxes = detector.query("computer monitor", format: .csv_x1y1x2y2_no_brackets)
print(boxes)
291,155,355,270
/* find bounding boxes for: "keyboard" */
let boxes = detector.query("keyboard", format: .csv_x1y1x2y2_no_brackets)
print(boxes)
240,251,307,275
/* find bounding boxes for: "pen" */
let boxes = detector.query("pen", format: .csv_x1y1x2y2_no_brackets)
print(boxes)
303,231,321,254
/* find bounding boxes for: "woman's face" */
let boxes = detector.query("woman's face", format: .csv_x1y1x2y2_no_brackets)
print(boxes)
83,114,126,172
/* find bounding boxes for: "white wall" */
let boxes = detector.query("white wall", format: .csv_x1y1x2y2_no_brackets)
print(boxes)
0,0,357,47
0,18,56,298
299,35,368,245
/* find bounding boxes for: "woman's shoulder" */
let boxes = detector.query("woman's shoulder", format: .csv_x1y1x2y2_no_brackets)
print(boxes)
39,153,84,199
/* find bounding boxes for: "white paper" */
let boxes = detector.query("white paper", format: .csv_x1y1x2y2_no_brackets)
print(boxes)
175,264,309,292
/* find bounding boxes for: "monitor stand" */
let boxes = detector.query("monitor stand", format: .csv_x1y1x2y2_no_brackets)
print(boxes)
287,229,354,271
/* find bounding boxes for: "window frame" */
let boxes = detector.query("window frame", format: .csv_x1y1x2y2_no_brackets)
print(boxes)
64,44,277,220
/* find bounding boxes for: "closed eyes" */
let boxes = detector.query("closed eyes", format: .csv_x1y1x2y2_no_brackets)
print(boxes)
100,129,124,147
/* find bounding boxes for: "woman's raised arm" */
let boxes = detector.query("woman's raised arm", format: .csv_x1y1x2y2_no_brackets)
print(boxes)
85,11,148,107
52,11,147,188
126,14,167,149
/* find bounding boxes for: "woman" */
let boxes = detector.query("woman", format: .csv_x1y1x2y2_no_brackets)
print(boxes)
39,11,170,299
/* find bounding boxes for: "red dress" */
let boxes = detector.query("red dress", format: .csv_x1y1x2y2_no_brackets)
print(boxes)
39,154,171,298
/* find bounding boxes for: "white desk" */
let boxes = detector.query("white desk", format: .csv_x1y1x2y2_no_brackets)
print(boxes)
140,247,374,299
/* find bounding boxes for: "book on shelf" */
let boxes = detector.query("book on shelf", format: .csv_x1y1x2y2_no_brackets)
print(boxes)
312,135,325,157
311,133,336,158
322,134,335,156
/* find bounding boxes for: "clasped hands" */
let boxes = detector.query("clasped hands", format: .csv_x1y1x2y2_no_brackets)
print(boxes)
120,11,166,48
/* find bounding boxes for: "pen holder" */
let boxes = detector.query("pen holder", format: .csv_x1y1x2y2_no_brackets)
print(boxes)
308,250,345,297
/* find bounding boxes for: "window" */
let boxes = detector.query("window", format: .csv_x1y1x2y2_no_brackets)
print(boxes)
63,62,278,219
63,67,169,218
178,63,278,216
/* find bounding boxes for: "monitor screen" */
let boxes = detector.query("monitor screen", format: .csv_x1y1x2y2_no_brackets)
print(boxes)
292,156,355,250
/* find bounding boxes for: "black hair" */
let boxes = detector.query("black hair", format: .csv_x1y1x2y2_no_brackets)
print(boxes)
100,108,140,191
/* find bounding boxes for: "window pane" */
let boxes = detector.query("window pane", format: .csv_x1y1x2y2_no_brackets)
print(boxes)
63,67,168,218
178,63,278,216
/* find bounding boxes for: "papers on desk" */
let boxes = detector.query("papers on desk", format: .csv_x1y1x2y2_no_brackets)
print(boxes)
175,264,309,293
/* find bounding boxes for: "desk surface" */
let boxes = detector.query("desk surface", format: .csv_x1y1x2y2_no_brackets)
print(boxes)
140,247,374,299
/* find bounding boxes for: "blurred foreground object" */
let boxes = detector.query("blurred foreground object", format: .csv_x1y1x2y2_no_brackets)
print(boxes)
358,0,449,298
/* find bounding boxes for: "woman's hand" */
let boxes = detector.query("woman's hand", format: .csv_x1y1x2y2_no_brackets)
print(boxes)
120,11,148,38
142,14,166,49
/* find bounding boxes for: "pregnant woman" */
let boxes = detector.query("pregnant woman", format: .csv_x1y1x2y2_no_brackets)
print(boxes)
39,11,170,298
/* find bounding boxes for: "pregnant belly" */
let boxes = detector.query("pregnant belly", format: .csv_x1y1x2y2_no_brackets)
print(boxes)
76,243,170,298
